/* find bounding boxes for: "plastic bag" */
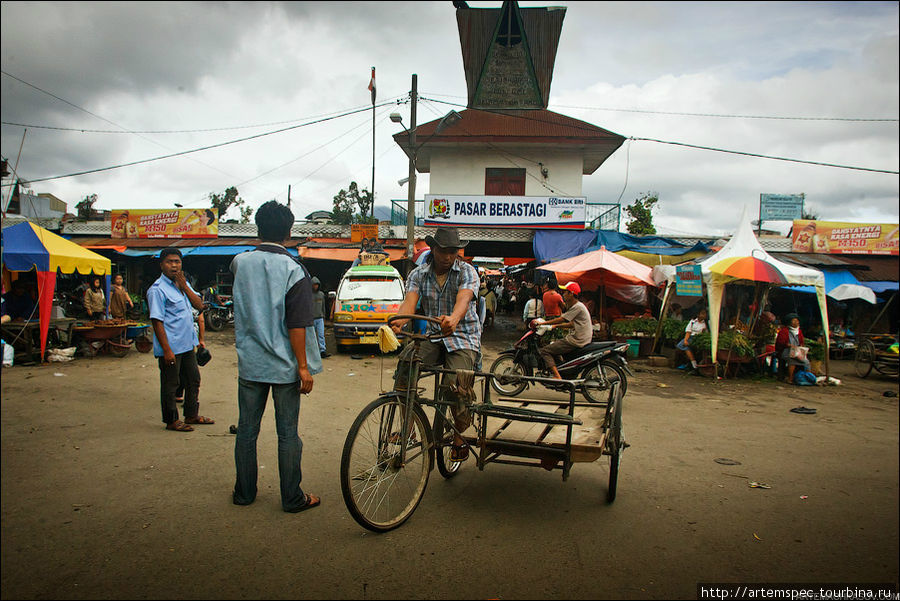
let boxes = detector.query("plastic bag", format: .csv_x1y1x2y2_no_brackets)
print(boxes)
794,370,817,386
47,347,77,362
790,345,809,361
2,340,13,367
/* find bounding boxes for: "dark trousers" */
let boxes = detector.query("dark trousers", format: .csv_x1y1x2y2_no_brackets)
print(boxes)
158,350,200,423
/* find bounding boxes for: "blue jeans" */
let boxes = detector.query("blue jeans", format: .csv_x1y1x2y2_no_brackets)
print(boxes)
233,378,306,511
313,318,326,354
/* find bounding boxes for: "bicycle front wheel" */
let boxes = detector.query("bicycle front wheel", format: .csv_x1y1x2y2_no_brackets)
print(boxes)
340,395,432,532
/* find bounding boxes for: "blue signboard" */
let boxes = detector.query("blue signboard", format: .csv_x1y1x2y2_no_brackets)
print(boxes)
675,265,703,297
760,194,804,221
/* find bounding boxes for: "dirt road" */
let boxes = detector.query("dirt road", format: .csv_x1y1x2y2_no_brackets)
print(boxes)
2,316,898,599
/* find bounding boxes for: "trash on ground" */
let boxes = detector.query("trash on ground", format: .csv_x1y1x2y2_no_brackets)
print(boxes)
748,481,771,489
714,458,741,465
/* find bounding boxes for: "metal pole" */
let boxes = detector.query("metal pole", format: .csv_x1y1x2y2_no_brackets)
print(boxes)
406,74,418,275
371,81,376,222
287,184,291,208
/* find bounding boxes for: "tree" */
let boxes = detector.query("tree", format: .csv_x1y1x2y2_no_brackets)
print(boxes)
208,186,252,223
75,193,98,220
332,181,376,224
624,192,658,235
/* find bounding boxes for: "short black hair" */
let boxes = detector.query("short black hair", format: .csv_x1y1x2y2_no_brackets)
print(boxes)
159,248,183,261
256,200,294,242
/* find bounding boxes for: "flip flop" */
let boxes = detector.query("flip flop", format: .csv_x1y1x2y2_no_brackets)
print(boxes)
286,493,321,513
790,406,817,414
449,444,469,462
185,415,215,425
166,420,194,432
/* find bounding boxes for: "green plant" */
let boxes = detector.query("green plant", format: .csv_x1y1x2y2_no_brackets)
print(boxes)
689,331,754,357
662,319,688,342
610,317,658,337
807,340,826,361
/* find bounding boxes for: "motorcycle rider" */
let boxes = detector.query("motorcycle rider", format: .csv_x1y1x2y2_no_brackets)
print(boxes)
535,281,593,380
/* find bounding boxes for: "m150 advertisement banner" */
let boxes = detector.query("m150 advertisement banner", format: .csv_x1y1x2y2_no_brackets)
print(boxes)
792,220,899,255
110,209,218,238
424,195,586,229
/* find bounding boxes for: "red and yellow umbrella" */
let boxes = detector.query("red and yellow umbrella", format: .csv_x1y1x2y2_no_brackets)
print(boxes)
708,255,787,284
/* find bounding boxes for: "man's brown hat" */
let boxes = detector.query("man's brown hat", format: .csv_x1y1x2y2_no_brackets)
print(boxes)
425,226,469,250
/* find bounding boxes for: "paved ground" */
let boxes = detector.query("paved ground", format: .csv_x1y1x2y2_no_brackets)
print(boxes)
2,314,898,599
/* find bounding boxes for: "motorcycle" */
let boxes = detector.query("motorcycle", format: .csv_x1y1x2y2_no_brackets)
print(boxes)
489,324,634,403
204,298,234,332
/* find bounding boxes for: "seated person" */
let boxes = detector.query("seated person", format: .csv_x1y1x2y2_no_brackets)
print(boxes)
2,280,37,322
535,282,592,380
775,313,811,383
677,308,708,374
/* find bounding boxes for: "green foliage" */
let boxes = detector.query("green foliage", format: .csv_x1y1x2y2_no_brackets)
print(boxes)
610,317,658,337
75,194,98,219
807,340,826,361
624,192,658,235
209,186,252,224
662,318,689,342
332,181,375,225
689,331,755,357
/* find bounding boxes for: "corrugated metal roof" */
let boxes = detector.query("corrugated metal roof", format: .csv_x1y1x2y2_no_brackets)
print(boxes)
840,256,899,281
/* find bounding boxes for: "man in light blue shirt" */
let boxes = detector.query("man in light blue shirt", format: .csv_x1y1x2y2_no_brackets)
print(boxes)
230,201,322,513
147,248,214,432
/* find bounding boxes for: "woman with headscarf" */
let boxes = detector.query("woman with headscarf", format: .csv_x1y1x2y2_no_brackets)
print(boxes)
775,313,811,383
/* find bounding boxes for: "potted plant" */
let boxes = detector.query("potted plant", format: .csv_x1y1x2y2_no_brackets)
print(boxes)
807,340,826,375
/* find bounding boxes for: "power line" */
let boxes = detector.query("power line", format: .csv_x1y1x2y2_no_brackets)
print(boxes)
3,100,402,186
0,96,407,134
422,91,899,122
419,97,900,175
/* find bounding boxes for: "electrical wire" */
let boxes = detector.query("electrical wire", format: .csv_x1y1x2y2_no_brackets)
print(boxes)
421,91,899,122
419,97,900,176
2,101,403,186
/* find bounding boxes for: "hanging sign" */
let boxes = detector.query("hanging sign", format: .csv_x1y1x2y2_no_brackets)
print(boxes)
792,220,899,255
351,224,378,243
424,195,585,229
675,265,703,296
110,209,218,238
760,194,804,221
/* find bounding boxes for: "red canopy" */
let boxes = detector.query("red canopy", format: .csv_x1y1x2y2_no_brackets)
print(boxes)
539,246,655,290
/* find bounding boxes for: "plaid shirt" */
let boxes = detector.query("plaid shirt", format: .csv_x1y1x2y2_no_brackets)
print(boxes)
406,259,481,353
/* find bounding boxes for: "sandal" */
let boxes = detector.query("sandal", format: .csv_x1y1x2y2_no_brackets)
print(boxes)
449,444,469,462
166,420,194,432
185,415,215,425
286,493,321,514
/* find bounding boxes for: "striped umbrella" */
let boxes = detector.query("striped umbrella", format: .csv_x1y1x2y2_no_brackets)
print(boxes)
708,255,788,284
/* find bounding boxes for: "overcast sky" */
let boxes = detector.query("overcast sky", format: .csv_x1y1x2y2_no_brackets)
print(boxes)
2,1,898,237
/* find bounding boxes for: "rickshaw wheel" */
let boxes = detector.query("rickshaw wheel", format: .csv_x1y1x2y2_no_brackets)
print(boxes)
605,382,624,503
135,335,153,354
854,339,875,378
340,395,432,532
433,406,463,479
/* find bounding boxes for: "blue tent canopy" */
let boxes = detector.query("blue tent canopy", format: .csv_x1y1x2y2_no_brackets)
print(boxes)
791,269,863,295
533,229,711,264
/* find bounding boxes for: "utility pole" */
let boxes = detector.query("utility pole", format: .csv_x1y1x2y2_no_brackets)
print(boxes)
287,184,291,208
406,74,418,274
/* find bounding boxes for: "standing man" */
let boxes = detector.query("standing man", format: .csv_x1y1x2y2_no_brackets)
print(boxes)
390,226,481,462
147,248,214,432
542,278,564,319
310,277,330,358
230,200,322,513
536,282,592,380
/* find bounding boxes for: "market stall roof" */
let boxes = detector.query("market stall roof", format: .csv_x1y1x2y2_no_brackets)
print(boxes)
3,221,110,274
538,246,655,288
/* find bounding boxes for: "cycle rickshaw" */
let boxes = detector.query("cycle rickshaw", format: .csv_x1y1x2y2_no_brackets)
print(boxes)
339,315,625,532
853,333,900,378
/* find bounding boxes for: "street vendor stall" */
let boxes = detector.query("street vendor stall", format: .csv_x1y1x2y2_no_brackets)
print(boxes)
2,221,111,361
697,210,829,377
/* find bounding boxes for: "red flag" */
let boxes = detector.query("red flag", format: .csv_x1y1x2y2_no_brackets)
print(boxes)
367,67,376,104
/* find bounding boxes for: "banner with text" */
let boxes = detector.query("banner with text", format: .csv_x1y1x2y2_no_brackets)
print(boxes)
675,265,703,296
111,209,218,238
424,195,586,229
792,220,899,255
760,193,804,221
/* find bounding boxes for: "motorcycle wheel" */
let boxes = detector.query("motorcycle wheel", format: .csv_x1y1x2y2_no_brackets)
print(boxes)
488,354,528,397
582,360,627,403
205,310,225,332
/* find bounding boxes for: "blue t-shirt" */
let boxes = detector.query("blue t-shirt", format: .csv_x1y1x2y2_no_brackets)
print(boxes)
231,244,322,384
147,275,199,357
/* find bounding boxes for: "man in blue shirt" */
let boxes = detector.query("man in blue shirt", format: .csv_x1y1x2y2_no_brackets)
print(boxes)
390,226,481,462
147,248,214,432
230,200,322,513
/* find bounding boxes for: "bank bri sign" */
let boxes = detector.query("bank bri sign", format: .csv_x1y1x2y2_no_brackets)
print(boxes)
424,195,586,229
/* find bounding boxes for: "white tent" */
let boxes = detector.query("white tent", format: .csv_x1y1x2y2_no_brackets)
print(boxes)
696,208,829,369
